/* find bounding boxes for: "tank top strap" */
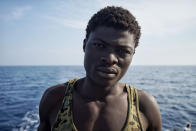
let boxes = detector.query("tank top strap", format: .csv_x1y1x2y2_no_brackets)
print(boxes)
61,78,78,110
132,87,144,131
123,84,144,131
66,78,79,93
52,78,79,131
122,84,131,130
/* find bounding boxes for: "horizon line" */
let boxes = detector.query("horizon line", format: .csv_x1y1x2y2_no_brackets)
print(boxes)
0,64,196,66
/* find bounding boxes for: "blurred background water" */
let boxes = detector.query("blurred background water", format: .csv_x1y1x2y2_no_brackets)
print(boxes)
0,66,195,131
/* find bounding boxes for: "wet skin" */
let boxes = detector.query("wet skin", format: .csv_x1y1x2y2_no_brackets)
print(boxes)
38,26,162,131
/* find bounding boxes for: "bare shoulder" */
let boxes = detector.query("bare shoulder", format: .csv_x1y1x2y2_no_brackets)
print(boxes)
38,83,68,131
39,83,67,114
137,90,162,131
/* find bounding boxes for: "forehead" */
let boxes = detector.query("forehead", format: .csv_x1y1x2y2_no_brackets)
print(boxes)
87,26,135,48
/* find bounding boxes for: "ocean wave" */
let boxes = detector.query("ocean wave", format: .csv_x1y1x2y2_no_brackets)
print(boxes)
12,110,39,131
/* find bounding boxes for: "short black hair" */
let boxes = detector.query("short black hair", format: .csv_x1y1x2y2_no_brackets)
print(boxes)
85,6,141,48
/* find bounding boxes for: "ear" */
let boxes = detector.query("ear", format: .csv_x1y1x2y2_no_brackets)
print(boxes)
83,39,87,52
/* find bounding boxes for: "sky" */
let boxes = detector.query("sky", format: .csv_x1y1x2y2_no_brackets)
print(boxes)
0,0,196,65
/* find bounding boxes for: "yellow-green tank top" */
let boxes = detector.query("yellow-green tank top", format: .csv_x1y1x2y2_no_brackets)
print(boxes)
52,79,144,131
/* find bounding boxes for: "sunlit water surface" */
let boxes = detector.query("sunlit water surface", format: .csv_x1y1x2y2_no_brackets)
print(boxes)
0,66,195,131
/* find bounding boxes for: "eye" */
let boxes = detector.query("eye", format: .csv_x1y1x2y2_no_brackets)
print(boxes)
117,49,131,55
93,43,105,48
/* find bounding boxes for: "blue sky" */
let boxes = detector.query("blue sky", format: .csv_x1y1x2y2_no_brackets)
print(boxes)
0,0,196,65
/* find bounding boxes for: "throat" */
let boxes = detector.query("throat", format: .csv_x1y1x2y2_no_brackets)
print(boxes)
77,77,123,101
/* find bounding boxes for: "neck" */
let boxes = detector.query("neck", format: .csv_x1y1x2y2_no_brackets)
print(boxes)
78,77,123,101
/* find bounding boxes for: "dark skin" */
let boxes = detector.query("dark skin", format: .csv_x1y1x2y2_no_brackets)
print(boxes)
38,26,162,131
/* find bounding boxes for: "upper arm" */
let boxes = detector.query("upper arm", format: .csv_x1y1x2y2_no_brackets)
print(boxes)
38,88,52,131
138,90,162,131
38,120,50,131
38,83,67,131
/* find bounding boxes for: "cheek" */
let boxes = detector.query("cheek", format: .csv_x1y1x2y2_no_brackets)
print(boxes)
120,56,132,66
118,57,132,73
84,53,91,69
84,50,98,72
84,50,96,63
84,54,91,76
85,47,102,63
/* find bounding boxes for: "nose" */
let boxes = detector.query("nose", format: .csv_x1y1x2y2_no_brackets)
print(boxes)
101,51,118,65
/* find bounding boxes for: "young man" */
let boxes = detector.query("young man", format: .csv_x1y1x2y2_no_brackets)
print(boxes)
38,6,162,131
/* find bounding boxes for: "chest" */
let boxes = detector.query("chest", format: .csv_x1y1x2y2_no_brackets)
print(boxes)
72,94,128,131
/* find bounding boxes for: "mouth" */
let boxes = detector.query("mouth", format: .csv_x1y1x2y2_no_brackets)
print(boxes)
96,67,118,79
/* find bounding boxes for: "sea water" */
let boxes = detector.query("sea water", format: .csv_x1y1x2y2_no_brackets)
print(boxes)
0,66,195,131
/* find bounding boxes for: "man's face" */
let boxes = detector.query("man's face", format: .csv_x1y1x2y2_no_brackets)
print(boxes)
83,26,135,86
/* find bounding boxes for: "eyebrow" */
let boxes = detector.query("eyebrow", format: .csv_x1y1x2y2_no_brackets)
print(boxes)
93,38,134,50
93,38,109,45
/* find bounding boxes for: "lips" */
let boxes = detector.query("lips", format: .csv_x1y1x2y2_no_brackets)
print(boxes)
96,67,118,79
